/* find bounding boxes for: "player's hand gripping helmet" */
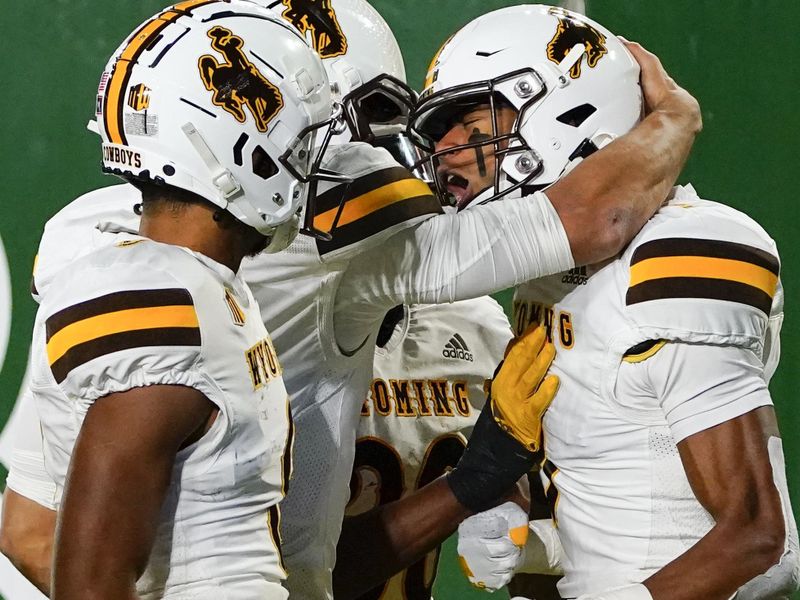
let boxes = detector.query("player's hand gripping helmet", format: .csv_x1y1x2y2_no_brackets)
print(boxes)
409,5,642,208
94,0,342,251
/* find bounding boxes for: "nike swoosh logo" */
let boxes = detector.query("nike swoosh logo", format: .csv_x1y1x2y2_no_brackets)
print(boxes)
475,49,506,58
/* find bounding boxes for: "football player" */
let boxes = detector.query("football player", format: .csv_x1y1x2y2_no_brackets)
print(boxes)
13,2,338,598
410,6,800,600
340,299,513,600
1,3,703,600
245,4,701,599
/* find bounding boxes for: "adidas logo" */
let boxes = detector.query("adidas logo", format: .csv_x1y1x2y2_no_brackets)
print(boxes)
562,265,588,286
442,333,474,362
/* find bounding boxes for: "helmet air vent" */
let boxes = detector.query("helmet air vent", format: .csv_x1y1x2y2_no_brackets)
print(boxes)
556,103,596,127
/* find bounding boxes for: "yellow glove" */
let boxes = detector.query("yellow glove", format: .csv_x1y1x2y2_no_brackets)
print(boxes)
490,325,559,452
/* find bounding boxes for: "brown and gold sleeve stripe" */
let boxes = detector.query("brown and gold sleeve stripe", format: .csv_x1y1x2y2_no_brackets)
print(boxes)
46,288,200,383
627,238,779,315
313,166,442,255
103,0,217,146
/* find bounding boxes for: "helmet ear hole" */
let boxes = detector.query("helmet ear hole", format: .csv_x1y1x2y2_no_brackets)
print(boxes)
252,145,279,180
556,103,597,127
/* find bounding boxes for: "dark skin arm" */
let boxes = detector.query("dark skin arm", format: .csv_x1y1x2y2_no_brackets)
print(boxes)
334,477,469,599
52,385,215,600
334,477,531,599
642,406,785,600
548,41,702,266
0,489,56,596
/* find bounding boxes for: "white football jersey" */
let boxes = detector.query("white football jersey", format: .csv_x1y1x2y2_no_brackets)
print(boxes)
11,143,575,600
31,185,141,303
241,147,572,599
30,238,292,600
344,297,512,600
513,186,784,598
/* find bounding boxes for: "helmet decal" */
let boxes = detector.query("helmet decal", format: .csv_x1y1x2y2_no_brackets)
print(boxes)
102,0,218,146
546,7,608,79
198,26,284,133
280,0,348,59
127,84,151,111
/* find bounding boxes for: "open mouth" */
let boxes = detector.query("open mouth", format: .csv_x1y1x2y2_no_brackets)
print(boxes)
440,172,472,208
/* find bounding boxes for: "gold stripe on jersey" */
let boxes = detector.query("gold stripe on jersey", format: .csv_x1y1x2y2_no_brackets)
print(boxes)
47,305,199,365
313,178,432,232
627,238,779,314
312,166,442,255
103,0,216,145
630,256,778,297
45,288,200,383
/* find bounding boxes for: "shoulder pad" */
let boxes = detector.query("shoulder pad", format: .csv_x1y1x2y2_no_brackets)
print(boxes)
33,184,141,302
623,193,780,349
43,245,201,397
312,143,442,261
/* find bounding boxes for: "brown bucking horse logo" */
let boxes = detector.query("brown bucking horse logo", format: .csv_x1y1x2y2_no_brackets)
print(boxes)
198,26,284,133
281,0,348,59
546,7,608,79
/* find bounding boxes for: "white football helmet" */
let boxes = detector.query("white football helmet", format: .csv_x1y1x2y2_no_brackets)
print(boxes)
95,0,341,248
263,0,419,152
409,4,643,206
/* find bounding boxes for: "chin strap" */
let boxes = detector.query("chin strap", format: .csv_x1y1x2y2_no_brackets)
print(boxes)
181,122,242,199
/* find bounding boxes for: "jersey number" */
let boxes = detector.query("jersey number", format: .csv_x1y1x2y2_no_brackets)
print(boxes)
348,435,467,600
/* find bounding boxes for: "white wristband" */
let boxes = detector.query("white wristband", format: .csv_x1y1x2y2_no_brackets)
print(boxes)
576,583,653,600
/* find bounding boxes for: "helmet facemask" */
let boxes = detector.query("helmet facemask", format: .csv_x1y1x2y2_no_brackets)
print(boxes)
409,69,548,209
341,74,431,182
279,102,354,241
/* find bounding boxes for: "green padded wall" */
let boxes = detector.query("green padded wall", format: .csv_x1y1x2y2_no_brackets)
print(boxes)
0,2,797,599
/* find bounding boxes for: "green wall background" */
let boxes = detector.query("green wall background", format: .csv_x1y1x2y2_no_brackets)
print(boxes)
0,2,797,599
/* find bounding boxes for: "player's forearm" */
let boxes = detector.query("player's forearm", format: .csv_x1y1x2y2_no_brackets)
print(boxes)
334,477,470,599
0,489,55,596
642,513,785,600
548,88,701,266
334,192,573,351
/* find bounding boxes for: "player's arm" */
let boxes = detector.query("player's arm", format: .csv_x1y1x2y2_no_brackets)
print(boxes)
582,342,799,600
636,406,790,600
334,326,558,599
0,489,56,596
335,44,700,352
0,384,58,595
52,385,215,600
548,41,701,266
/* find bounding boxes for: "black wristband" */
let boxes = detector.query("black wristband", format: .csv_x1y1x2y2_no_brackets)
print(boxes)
446,400,540,513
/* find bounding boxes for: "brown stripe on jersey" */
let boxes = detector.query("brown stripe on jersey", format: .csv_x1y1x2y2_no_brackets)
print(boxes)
282,408,295,496
316,193,442,255
542,459,560,524
267,505,287,576
626,277,773,315
46,288,194,342
631,238,779,275
50,326,200,384
314,166,416,215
